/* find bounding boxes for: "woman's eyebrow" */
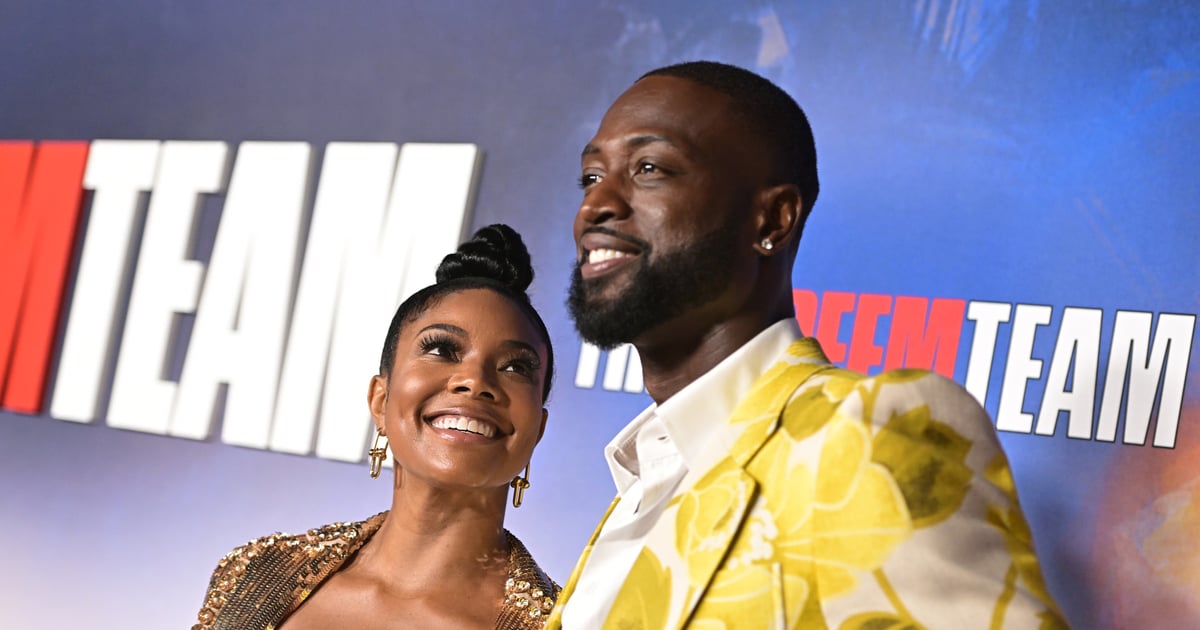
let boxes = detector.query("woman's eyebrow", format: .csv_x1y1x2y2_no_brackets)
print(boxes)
417,323,467,336
501,339,540,356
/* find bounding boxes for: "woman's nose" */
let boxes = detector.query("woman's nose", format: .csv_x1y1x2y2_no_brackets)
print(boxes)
448,362,498,400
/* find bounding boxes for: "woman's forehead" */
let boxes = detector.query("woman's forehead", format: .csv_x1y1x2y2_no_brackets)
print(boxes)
409,289,543,346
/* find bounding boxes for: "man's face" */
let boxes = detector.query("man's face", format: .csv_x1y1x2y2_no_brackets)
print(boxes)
568,75,767,349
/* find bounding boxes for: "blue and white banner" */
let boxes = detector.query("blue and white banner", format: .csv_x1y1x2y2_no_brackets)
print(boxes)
2,2,1197,627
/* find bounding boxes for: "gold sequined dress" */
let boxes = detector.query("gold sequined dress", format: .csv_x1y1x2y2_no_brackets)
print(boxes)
193,512,559,630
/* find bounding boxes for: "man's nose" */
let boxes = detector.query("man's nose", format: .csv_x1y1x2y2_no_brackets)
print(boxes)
576,177,630,226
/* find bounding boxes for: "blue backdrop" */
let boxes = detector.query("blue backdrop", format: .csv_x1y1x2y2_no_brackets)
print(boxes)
2,1,1198,628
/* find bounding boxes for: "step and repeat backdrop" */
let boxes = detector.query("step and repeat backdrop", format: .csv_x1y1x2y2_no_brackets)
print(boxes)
2,1,1197,628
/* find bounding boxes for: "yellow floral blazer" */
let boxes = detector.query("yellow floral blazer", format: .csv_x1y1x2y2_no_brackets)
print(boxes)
546,338,1066,629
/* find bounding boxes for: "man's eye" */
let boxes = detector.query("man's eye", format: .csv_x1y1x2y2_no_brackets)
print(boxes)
578,173,601,189
636,162,663,176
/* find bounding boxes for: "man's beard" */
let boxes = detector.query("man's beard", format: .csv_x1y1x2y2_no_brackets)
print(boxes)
567,226,740,349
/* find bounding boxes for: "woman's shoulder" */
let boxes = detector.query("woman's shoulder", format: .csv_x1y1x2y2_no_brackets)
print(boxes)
193,513,387,630
208,513,386,577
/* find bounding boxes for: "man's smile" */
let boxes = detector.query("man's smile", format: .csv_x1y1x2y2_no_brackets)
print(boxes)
579,230,646,280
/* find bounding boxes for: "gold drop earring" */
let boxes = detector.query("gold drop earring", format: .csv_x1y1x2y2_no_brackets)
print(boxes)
510,463,531,508
368,430,388,479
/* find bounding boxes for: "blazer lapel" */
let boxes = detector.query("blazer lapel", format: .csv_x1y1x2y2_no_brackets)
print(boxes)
668,460,760,629
669,340,833,628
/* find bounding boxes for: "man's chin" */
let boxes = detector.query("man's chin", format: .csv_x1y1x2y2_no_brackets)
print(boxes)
574,327,635,351
567,263,651,348
573,280,629,315
570,298,639,350
579,272,625,298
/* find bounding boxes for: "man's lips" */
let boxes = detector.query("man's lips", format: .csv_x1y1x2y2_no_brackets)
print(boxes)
579,229,645,280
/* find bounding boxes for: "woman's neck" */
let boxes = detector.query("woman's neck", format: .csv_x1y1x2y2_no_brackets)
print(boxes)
353,480,511,591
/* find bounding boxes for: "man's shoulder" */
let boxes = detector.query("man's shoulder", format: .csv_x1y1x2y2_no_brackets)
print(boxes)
780,365,995,437
865,368,991,424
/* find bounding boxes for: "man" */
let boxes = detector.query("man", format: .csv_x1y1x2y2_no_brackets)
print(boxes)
546,61,1065,629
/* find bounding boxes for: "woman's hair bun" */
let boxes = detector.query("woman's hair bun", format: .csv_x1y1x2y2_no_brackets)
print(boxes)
435,223,534,293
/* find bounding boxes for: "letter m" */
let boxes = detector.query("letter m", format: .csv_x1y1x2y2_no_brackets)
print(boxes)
0,141,90,413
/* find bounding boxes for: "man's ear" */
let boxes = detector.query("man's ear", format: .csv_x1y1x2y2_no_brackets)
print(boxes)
367,375,388,434
753,183,804,255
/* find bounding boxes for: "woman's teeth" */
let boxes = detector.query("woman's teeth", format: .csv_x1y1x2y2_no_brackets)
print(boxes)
429,415,496,438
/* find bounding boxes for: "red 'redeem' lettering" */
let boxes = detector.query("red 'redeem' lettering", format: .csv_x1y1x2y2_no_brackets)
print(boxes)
884,295,966,378
0,141,90,413
847,293,893,373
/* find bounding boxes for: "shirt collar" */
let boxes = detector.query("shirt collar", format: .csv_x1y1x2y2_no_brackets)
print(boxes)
602,318,804,494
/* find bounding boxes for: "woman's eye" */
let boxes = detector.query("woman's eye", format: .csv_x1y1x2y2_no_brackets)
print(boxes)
501,360,537,378
419,337,460,360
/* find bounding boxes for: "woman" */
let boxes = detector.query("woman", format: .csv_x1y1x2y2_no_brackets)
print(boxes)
193,224,559,630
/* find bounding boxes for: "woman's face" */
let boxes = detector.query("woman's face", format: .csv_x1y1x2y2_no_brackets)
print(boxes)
369,288,549,492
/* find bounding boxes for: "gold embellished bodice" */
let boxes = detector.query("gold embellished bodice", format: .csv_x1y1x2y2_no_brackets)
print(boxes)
193,512,559,630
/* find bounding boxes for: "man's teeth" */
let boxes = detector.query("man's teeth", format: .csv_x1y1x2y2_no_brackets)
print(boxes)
587,248,633,264
430,415,496,438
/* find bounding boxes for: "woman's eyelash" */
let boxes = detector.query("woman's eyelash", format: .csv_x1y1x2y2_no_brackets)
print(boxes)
417,334,539,378
418,333,460,357
503,356,541,376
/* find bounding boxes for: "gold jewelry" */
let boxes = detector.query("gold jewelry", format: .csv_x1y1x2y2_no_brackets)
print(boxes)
761,238,774,251
510,463,531,508
368,430,388,479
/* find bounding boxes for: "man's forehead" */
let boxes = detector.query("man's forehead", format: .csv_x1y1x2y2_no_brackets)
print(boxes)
606,75,730,121
588,76,736,149
582,133,679,158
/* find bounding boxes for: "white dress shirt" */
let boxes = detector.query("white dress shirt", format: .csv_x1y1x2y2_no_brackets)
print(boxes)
559,319,803,628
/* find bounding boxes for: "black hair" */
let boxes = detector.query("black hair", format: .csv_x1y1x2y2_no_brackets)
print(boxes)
640,61,819,225
377,224,555,401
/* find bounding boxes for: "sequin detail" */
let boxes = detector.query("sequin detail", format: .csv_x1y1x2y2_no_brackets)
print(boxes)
193,513,559,630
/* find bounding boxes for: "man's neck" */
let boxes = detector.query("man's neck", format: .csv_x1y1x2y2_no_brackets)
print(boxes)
637,307,789,404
